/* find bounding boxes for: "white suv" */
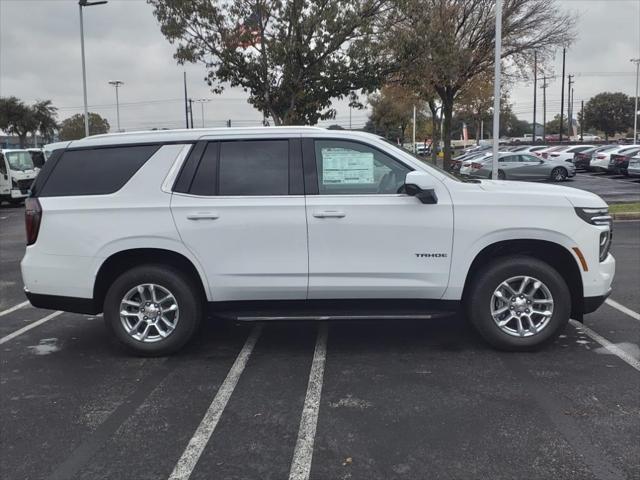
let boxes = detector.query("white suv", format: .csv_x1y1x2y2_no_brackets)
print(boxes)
21,128,615,355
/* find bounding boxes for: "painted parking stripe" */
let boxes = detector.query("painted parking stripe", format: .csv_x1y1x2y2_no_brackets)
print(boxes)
168,326,262,480
605,298,640,322
288,324,328,480
570,320,640,372
0,310,63,345
0,300,29,318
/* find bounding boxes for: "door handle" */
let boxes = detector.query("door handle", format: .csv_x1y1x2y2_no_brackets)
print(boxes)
313,211,346,218
187,212,219,220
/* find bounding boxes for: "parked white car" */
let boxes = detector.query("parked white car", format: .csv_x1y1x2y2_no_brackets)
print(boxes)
570,134,601,142
627,154,640,177
22,128,614,355
0,149,38,205
547,145,595,163
590,145,639,171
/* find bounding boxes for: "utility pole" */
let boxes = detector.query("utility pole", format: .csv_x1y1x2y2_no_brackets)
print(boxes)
632,58,640,143
108,80,124,132
491,0,503,180
79,0,108,138
540,76,548,141
183,71,189,129
580,100,584,142
533,51,537,142
570,87,575,138
188,99,194,129
567,74,574,140
559,47,566,142
412,105,417,153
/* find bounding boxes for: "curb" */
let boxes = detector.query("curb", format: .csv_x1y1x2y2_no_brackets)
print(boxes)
612,212,640,220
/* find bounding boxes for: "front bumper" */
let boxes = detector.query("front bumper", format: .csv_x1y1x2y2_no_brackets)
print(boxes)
583,289,612,314
10,188,28,199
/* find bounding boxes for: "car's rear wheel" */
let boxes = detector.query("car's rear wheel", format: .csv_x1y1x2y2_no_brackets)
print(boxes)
104,264,203,356
551,167,567,182
498,169,506,180
465,255,571,350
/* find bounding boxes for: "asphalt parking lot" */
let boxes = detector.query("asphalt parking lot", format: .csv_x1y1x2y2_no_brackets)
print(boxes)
1,189,639,480
565,171,640,204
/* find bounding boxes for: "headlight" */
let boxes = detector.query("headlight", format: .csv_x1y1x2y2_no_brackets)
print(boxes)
575,208,613,262
574,207,612,226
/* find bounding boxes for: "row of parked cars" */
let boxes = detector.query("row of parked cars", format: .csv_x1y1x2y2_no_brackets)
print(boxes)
451,143,640,180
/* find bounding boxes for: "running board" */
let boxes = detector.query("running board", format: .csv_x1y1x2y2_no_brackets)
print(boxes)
235,313,453,322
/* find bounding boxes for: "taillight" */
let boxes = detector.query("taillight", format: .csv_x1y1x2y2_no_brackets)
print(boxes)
471,162,483,169
596,154,605,159
25,198,42,246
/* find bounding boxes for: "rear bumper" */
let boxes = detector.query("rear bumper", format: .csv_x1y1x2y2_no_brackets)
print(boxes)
24,289,100,315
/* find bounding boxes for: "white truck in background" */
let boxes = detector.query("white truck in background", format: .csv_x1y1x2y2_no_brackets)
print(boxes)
0,149,38,205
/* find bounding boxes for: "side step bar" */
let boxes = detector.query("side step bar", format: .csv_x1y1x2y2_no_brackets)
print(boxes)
235,313,453,322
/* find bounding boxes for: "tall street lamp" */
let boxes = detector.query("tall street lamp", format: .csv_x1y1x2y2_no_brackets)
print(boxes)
632,58,640,144
193,99,211,128
108,80,124,132
79,0,108,138
491,0,503,180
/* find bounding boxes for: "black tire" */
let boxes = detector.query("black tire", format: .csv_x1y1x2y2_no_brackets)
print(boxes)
498,169,506,180
104,264,203,356
551,167,567,182
465,255,571,351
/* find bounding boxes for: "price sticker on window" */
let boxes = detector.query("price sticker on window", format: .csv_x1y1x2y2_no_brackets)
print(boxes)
321,148,374,184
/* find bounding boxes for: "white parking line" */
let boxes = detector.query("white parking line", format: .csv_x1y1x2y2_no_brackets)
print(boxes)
570,320,640,372
605,298,640,322
168,326,262,480
0,311,63,345
0,300,29,318
288,324,328,480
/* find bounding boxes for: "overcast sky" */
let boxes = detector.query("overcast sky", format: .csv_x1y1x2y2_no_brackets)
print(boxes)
1,0,639,133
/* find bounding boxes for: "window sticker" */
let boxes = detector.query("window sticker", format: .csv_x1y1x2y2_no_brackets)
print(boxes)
321,148,374,184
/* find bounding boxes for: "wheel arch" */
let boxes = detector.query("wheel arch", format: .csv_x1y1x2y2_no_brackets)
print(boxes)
93,248,209,311
461,239,584,320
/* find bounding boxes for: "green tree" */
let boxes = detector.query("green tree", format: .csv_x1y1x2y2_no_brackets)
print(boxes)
58,113,110,141
583,92,634,141
32,100,58,144
545,114,567,135
368,84,426,143
385,0,575,166
0,97,37,148
149,0,389,125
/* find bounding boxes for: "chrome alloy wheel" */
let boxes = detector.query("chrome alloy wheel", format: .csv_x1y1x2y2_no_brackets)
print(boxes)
119,284,179,343
490,276,554,337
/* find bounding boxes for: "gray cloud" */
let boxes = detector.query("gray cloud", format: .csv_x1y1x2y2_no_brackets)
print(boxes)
0,0,638,133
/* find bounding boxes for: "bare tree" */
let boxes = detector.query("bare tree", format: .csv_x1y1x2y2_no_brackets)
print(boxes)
386,0,576,165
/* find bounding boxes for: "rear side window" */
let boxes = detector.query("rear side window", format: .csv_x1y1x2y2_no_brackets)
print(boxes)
186,140,289,196
219,140,288,196
38,145,160,197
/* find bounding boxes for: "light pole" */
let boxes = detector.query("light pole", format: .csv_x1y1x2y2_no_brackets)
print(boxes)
491,0,503,180
193,99,211,128
108,80,124,132
79,0,108,138
632,58,640,144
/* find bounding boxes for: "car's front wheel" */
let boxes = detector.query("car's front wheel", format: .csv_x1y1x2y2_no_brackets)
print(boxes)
465,255,571,350
104,264,203,356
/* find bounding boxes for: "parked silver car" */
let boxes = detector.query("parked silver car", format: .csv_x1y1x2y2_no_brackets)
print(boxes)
460,152,576,181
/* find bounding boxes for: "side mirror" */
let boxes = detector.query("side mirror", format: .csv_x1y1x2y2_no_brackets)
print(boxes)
404,171,438,204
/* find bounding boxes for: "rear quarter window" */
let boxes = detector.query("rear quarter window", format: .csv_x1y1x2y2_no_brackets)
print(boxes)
38,145,160,197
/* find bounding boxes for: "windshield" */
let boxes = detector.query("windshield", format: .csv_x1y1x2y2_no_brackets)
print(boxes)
5,151,35,171
29,150,46,168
